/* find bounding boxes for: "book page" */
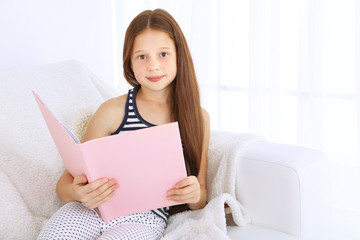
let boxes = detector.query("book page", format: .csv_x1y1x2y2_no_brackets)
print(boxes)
60,121,80,144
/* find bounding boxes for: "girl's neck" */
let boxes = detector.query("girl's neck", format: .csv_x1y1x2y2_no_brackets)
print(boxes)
136,85,175,124
137,86,172,105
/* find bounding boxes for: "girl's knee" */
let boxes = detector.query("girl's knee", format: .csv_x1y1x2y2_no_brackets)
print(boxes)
37,201,101,239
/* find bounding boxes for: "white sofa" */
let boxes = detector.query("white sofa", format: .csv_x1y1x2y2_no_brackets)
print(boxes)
0,60,330,239
227,141,330,240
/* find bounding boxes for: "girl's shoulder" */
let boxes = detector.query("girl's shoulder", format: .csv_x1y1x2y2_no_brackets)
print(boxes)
100,94,128,112
201,108,210,125
100,93,128,124
94,94,127,119
84,94,128,139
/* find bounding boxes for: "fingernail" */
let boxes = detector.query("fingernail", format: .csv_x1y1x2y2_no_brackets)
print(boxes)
102,178,109,183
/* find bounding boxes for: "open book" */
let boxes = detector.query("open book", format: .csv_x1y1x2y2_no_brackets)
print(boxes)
32,91,187,222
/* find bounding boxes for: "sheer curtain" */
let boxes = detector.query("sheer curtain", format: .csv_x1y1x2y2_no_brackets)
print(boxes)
113,0,360,214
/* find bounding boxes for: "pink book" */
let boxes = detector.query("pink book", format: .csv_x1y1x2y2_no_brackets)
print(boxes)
32,91,187,222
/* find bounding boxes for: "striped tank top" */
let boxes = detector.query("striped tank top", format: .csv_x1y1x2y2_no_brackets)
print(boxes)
112,86,170,222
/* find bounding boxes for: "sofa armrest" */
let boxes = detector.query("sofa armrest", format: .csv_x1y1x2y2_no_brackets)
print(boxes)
236,141,331,239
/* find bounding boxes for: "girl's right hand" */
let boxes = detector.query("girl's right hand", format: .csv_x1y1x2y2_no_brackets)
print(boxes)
72,175,118,209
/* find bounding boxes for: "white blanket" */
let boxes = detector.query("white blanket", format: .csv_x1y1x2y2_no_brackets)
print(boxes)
162,132,263,240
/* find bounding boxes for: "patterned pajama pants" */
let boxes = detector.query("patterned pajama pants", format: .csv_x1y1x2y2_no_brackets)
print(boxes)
37,202,166,240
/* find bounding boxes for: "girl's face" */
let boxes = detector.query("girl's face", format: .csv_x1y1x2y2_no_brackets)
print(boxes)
131,29,177,93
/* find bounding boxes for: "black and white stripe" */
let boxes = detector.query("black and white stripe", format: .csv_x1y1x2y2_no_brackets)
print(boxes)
112,86,170,222
113,87,154,133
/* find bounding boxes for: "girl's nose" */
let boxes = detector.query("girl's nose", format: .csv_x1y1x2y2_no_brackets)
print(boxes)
147,58,160,71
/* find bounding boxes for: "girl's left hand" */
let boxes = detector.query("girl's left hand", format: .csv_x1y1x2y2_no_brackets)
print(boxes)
167,176,201,204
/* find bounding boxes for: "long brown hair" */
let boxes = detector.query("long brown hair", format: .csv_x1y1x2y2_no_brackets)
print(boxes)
123,9,204,214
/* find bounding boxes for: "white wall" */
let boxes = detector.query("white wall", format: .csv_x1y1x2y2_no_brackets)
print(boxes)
0,0,114,87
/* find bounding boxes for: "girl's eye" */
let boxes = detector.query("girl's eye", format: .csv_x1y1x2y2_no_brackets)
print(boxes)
160,52,168,57
138,55,146,60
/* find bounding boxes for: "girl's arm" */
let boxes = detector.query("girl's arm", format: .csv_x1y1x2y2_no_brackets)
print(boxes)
56,96,126,209
167,108,210,210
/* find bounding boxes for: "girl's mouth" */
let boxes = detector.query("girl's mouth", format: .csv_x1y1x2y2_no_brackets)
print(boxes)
147,75,164,82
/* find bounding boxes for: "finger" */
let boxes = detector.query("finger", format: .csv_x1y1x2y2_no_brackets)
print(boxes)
89,179,117,196
73,175,88,185
83,178,110,194
90,190,117,209
168,185,195,196
87,184,118,209
168,193,197,203
167,186,198,199
81,181,118,208
175,176,197,189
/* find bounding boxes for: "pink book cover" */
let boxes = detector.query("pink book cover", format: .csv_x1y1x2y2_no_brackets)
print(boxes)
32,91,187,222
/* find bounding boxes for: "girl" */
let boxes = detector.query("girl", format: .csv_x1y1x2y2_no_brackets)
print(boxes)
38,8,210,240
